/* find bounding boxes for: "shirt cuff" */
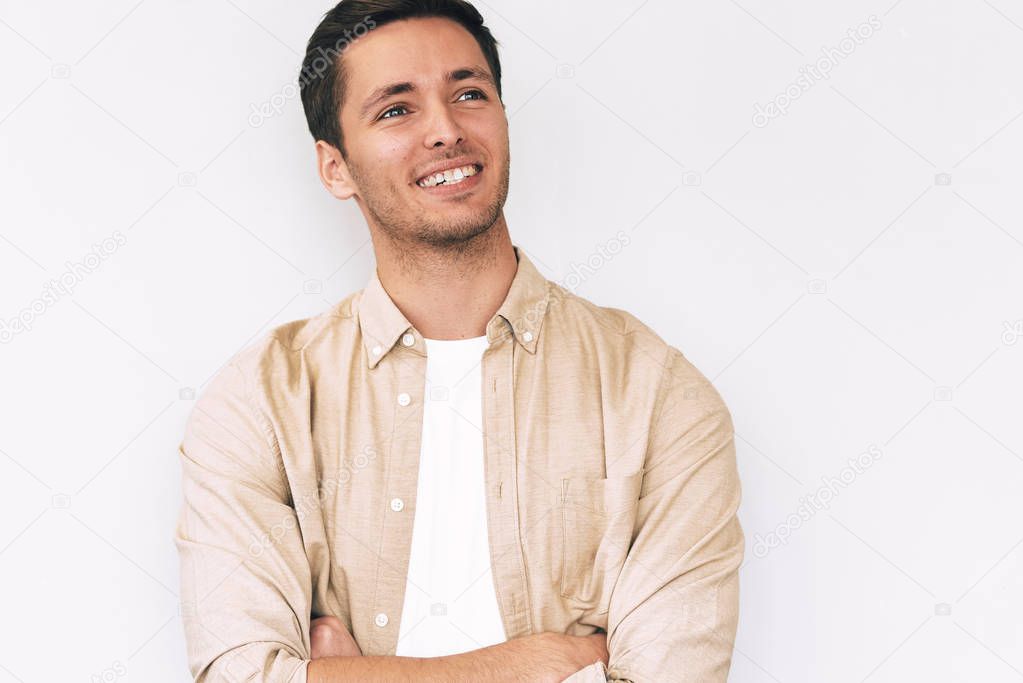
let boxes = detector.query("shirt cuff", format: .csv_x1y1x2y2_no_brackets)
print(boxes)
561,659,608,682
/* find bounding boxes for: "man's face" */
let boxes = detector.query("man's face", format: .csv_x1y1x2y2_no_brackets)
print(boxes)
329,16,510,248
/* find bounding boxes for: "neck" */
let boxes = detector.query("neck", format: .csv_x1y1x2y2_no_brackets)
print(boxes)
370,215,518,340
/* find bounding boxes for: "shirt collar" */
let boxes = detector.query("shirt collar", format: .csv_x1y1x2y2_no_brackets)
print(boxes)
357,245,550,369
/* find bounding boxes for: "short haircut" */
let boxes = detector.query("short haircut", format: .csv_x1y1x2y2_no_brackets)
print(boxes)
299,0,503,155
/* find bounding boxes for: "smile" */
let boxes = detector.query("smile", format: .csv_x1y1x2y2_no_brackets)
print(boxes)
416,163,482,188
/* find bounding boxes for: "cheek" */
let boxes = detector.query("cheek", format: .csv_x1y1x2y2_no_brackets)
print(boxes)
363,140,413,185
486,120,510,157
365,127,410,158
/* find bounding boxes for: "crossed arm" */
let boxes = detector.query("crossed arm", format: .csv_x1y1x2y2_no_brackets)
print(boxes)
173,361,607,682
305,617,607,682
174,348,743,682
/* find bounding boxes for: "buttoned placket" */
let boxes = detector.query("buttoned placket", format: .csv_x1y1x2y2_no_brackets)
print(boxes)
365,319,536,654
480,317,534,641
366,332,428,654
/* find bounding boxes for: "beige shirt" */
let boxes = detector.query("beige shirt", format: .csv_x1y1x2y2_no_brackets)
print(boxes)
174,245,744,682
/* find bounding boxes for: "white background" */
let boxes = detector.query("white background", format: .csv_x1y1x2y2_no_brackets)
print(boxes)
1,1,1022,681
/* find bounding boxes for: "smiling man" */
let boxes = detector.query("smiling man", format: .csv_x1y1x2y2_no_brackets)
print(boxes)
173,1,744,681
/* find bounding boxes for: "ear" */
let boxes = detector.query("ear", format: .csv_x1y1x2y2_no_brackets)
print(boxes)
315,140,358,200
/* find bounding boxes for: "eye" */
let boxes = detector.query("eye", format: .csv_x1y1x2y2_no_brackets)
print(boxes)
378,90,487,121
379,104,408,120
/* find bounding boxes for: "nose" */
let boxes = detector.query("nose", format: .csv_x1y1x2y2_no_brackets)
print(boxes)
423,101,465,148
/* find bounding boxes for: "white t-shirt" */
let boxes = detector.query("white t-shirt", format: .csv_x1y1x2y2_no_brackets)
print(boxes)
394,334,507,657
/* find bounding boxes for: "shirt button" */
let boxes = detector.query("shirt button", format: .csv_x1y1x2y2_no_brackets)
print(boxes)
522,331,533,343
397,392,411,406
371,344,383,356
375,612,389,627
390,497,404,512
401,333,415,347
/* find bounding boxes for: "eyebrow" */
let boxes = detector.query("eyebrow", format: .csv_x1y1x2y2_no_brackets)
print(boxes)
358,66,496,121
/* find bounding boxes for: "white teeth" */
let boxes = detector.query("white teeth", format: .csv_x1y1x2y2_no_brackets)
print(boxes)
417,164,479,188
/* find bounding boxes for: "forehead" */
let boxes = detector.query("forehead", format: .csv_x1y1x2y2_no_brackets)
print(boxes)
342,16,488,96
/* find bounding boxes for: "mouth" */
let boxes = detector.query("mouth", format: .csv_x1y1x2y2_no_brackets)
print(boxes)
415,163,484,190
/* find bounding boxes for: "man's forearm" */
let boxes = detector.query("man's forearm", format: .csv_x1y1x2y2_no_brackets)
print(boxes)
307,632,604,683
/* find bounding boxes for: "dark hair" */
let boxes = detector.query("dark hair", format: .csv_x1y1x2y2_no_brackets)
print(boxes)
299,0,503,156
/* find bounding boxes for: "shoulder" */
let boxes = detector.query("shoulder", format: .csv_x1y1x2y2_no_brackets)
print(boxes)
547,281,668,350
545,281,676,372
547,281,730,421
199,289,363,404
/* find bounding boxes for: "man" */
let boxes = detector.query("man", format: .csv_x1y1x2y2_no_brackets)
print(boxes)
173,0,745,681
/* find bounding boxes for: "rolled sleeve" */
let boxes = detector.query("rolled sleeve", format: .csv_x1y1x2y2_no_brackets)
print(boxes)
561,660,609,682
174,358,313,682
604,347,745,682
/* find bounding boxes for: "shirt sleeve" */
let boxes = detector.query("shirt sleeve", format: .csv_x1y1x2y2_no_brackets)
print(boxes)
561,660,609,682
173,357,313,682
601,346,745,682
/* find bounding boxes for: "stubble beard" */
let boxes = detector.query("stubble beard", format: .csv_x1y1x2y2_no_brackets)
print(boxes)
350,151,511,252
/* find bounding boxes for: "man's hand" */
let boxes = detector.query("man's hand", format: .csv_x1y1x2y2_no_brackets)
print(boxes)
310,616,362,658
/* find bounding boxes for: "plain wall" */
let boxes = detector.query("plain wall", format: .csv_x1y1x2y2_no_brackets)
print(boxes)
0,1,1021,680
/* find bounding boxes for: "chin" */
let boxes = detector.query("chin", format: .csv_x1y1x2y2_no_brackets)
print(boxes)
412,212,498,247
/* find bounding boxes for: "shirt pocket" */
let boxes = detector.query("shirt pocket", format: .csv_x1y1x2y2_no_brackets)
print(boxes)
557,471,643,614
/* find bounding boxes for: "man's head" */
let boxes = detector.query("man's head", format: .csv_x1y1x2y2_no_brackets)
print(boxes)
300,0,510,250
